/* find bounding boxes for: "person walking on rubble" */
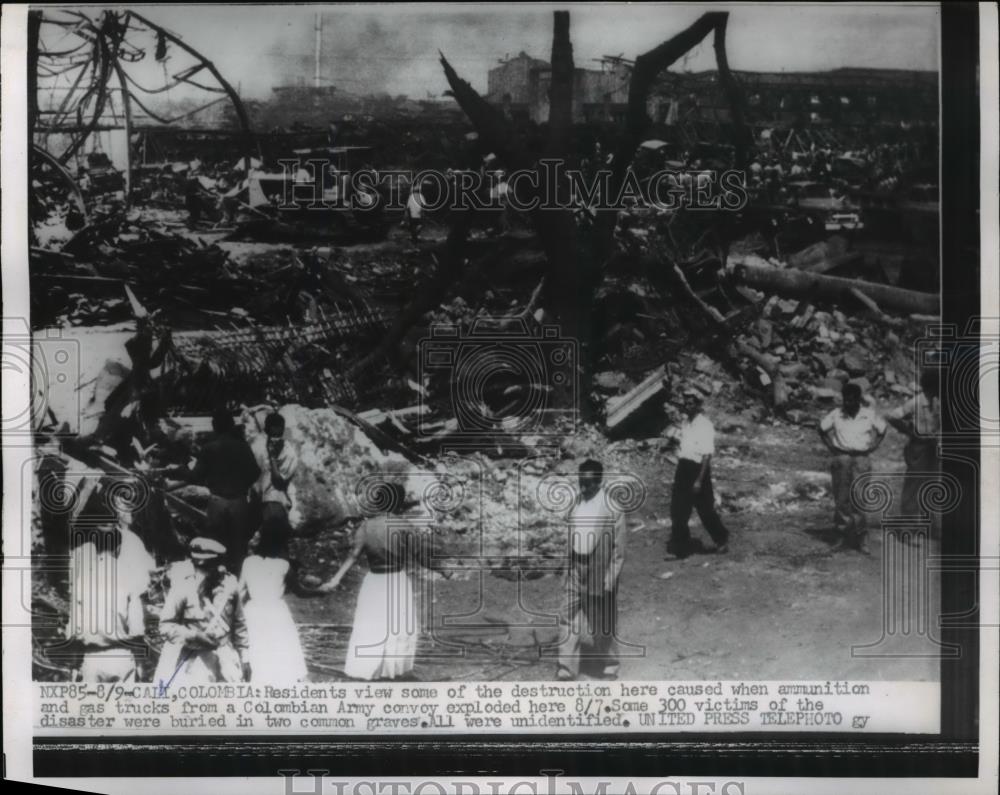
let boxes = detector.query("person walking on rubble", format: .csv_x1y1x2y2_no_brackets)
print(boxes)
167,408,260,573
556,459,627,681
886,369,942,541
665,388,730,560
819,382,887,554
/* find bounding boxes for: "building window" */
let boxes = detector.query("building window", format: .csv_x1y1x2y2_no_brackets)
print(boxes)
867,96,877,107
749,93,761,106
810,95,821,106
840,96,850,106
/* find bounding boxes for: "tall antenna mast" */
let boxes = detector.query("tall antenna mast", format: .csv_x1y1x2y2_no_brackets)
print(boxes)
314,12,322,88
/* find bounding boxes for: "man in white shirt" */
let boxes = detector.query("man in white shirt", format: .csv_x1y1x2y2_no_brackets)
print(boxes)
886,370,941,539
556,459,627,681
819,382,887,553
666,389,730,560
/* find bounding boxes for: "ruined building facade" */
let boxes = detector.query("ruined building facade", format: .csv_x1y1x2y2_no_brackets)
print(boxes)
487,51,631,124
488,53,937,130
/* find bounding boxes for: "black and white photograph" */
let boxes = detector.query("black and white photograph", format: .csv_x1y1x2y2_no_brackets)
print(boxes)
2,1,996,790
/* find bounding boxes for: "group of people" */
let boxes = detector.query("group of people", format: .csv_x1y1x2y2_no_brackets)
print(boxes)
66,404,429,686
554,372,941,680
66,367,941,685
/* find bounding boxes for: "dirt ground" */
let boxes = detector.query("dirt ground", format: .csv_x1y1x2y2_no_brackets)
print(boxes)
288,420,940,683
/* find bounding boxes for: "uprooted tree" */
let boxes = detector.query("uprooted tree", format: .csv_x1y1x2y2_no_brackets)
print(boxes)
352,11,751,415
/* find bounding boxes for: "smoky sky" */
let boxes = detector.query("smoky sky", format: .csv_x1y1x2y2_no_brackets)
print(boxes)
40,4,940,101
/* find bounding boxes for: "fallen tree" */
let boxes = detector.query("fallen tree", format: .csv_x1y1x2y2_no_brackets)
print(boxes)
727,260,939,316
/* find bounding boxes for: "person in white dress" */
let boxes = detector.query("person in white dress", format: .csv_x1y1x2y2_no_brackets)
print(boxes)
239,525,308,683
320,483,423,681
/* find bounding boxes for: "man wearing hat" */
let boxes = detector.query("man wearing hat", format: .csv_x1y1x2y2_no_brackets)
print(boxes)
819,382,887,553
168,408,260,572
154,537,250,684
665,388,730,560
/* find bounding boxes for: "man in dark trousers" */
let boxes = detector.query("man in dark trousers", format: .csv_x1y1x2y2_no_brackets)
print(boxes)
819,382,887,553
169,408,260,572
665,388,730,560
249,411,299,557
556,459,627,681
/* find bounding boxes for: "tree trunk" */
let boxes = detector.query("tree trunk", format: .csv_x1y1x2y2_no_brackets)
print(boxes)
729,261,939,315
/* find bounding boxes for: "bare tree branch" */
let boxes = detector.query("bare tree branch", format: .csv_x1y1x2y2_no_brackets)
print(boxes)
712,14,752,170
439,51,525,169
608,12,728,197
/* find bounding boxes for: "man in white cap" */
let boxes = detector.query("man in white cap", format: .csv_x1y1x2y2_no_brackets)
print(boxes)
665,388,730,560
154,537,250,685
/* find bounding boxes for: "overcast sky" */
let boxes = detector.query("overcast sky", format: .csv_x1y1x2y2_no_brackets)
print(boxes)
40,4,940,101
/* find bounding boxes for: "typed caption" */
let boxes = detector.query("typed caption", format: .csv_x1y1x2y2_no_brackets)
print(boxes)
36,679,938,735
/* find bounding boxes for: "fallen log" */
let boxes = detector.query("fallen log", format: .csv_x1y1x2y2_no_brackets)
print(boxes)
727,261,938,315
606,366,666,433
732,340,789,410
848,287,907,329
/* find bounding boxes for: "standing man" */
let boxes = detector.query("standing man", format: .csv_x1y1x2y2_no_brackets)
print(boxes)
154,537,251,685
168,408,260,573
250,411,300,558
665,388,730,560
886,370,942,539
819,383,887,553
557,459,627,681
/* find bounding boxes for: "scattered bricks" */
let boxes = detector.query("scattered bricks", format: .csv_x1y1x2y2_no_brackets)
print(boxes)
784,409,809,425
813,352,836,371
694,354,715,374
827,368,850,382
779,362,810,380
721,417,748,434
693,377,714,396
793,304,816,329
884,369,897,384
810,386,840,401
594,371,629,392
776,298,799,315
763,295,781,318
839,347,869,376
757,318,774,348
